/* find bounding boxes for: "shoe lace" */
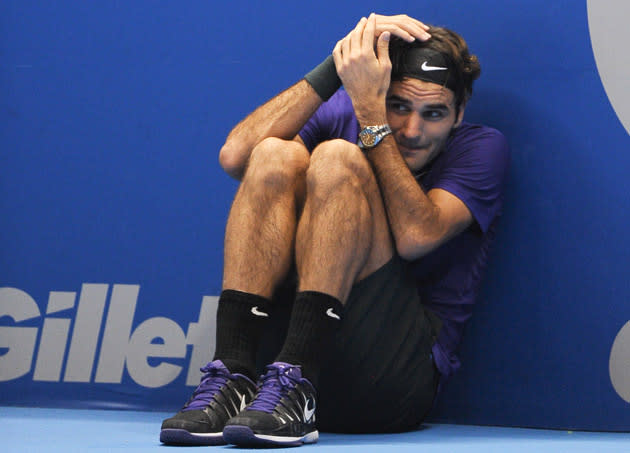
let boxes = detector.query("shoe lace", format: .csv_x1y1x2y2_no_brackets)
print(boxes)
247,364,299,413
182,362,230,411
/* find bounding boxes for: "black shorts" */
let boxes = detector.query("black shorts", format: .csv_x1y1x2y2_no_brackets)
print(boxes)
257,256,440,433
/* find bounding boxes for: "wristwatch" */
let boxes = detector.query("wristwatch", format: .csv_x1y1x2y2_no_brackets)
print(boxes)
358,124,392,150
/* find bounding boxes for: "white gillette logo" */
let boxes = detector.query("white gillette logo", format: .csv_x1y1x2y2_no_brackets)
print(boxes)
421,61,447,71
0,285,218,389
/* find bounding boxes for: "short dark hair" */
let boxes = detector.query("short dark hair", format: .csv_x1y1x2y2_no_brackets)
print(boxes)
389,26,481,110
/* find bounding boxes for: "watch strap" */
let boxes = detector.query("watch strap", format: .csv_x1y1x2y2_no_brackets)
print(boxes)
358,124,392,149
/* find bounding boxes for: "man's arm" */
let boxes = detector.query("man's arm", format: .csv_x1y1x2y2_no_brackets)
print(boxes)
367,136,473,259
333,14,472,261
219,14,432,180
219,80,322,180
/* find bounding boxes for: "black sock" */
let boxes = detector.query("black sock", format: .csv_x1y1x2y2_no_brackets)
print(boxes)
213,289,271,381
275,291,344,386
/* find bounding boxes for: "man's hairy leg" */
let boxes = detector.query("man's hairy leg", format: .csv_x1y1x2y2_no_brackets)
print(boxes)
297,140,394,302
160,138,309,445
223,137,309,298
275,139,394,383
214,137,309,379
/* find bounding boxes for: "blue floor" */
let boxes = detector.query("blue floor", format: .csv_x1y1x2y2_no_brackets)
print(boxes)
2,407,629,452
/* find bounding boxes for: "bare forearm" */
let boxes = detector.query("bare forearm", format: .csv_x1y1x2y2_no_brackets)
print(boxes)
366,136,442,259
219,80,322,179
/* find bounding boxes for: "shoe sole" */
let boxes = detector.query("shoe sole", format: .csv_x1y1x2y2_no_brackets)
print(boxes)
160,428,225,446
223,425,318,447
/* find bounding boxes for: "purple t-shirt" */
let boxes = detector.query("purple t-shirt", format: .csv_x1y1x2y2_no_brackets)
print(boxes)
299,90,510,378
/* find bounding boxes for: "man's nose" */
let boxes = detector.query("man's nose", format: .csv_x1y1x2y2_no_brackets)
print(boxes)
401,113,423,140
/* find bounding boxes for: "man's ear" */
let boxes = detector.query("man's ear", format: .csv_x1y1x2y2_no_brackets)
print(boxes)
453,101,466,129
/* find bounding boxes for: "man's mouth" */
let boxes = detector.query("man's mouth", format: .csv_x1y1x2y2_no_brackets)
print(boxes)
398,144,428,155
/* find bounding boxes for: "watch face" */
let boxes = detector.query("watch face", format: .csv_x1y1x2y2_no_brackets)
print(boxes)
360,130,376,146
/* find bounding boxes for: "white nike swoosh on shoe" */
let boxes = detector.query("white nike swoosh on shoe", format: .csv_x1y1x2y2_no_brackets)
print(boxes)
239,394,247,411
303,398,316,422
251,306,269,317
421,61,448,71
326,308,340,320
233,390,247,414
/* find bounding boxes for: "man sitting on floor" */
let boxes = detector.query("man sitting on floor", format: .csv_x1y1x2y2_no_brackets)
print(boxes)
160,12,509,447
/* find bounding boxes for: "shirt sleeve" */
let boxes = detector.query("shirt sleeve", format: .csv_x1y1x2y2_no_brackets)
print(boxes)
432,127,510,233
298,105,331,151
298,90,357,152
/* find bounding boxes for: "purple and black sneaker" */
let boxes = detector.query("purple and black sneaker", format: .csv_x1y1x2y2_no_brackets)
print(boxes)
160,360,256,445
222,362,318,447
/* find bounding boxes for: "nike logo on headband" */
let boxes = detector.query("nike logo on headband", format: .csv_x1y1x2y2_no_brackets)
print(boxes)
421,61,448,71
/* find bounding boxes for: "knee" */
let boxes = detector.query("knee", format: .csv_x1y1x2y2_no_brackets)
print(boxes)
245,138,310,190
308,139,372,189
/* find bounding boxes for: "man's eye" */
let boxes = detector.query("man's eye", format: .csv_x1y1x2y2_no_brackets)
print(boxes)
387,102,410,112
423,110,445,120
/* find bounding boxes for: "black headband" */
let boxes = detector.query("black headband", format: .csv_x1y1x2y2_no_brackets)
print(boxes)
392,47,457,93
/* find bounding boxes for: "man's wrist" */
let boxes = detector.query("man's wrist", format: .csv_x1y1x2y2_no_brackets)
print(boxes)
353,101,388,128
356,112,388,129
304,55,342,101
358,124,392,150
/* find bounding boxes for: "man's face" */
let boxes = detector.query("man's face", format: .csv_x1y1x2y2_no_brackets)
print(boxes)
386,78,464,173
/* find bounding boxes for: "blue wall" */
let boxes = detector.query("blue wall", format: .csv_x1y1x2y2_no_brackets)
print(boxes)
1,0,629,431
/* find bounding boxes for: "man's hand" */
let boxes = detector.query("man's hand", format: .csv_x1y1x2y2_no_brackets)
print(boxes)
333,14,393,126
373,14,431,42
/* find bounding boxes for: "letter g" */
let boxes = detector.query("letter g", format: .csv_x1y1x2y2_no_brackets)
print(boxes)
0,287,41,381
